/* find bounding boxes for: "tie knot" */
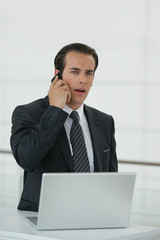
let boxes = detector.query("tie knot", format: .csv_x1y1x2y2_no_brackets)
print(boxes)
70,111,79,124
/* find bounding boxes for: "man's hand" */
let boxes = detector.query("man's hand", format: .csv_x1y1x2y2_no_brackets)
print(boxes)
48,76,71,109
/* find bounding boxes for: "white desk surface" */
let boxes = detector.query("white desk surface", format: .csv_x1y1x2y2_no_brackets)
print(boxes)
0,208,160,240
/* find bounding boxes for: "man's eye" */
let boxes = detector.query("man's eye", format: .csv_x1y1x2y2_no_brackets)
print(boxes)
71,71,78,74
87,72,93,76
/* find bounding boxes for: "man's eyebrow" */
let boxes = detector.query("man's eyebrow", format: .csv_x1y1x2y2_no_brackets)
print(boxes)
69,68,94,72
86,70,94,73
69,67,80,71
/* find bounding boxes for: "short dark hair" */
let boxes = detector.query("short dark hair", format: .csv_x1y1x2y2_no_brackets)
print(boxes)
54,43,98,73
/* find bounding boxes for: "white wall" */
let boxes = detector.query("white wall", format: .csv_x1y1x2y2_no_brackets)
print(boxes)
0,0,160,226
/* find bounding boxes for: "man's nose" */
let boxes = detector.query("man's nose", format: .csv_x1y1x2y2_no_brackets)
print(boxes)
79,73,87,83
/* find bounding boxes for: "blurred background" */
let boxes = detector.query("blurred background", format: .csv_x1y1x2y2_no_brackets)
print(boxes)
0,0,160,227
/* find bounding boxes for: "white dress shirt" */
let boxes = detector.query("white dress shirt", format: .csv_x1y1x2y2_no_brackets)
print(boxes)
63,104,94,172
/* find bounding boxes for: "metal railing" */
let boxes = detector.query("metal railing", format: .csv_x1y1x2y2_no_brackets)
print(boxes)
119,159,160,167
0,149,12,154
0,149,160,167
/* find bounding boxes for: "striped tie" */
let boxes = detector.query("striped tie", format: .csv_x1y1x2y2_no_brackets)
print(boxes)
70,111,90,172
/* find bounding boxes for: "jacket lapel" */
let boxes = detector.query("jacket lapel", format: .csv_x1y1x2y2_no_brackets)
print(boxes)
84,105,104,172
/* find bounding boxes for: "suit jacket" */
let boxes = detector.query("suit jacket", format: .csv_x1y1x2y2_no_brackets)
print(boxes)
10,96,118,212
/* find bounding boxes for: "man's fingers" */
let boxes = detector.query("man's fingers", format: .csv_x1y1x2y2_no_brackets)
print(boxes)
54,80,69,89
48,78,71,108
51,76,59,86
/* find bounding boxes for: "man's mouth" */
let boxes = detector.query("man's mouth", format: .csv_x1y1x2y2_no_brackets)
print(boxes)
75,88,85,93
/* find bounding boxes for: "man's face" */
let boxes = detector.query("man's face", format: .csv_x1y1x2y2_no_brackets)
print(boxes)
62,51,95,110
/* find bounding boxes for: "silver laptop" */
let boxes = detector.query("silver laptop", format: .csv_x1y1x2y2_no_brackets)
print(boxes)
26,172,136,230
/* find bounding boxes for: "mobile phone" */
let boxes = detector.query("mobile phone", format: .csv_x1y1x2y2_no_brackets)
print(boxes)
51,72,62,82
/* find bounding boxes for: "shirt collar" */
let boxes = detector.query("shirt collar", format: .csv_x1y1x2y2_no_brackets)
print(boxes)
63,104,84,121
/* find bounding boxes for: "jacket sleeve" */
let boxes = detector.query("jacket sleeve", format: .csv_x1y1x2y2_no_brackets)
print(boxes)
10,105,68,171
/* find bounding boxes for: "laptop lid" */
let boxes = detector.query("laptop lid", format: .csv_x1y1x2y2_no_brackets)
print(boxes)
28,172,136,230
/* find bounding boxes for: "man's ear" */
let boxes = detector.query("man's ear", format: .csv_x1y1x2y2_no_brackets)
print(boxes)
54,69,60,75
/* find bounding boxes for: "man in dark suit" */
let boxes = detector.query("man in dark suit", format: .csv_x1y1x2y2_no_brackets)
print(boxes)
10,43,118,212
